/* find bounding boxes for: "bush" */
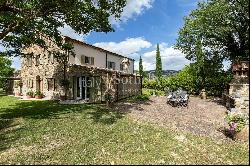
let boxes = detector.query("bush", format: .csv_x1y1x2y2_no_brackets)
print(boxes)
34,90,43,97
143,88,165,96
26,90,34,97
143,64,233,97
135,94,150,101
225,113,248,133
143,79,157,89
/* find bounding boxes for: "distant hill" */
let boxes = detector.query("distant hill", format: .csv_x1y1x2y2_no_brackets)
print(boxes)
144,70,179,79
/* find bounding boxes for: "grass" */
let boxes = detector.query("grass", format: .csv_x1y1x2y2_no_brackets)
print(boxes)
0,95,249,164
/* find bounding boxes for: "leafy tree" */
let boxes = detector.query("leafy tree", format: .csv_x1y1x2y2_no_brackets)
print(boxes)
155,43,162,79
176,0,249,63
0,0,126,57
164,64,232,96
0,55,14,88
139,56,144,77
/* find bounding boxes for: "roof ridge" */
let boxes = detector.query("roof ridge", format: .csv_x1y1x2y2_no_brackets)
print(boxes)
64,36,135,61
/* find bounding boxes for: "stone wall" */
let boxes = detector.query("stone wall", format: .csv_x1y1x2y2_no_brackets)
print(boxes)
223,61,249,115
66,64,141,103
15,37,141,102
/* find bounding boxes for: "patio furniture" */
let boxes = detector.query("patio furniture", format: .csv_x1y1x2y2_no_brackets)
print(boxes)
167,90,189,107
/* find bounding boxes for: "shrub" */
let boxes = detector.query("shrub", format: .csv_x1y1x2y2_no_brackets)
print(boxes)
26,90,34,97
225,113,248,133
143,88,165,96
34,90,43,97
135,94,150,101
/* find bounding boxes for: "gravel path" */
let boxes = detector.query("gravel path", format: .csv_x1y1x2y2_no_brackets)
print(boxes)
114,96,231,141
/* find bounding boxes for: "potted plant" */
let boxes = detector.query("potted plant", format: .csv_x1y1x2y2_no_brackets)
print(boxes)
15,90,21,96
225,113,249,141
26,90,34,99
34,91,43,99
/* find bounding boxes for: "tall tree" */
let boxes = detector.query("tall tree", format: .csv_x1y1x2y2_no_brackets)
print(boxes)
0,56,14,88
175,0,249,63
189,39,226,93
155,43,162,79
139,56,144,77
0,0,126,57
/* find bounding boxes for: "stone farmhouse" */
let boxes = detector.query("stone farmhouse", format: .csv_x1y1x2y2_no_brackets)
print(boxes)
6,36,142,103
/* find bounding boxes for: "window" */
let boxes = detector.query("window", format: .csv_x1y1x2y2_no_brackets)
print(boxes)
35,55,40,66
108,61,116,70
28,79,33,88
85,56,90,64
81,55,94,65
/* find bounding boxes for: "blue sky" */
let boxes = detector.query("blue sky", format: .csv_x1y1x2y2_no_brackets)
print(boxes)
62,0,202,71
4,0,231,71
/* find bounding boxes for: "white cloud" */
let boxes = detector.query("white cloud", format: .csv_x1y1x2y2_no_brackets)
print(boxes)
111,0,154,26
136,43,190,71
93,37,152,59
59,1,155,39
58,25,89,41
94,39,189,71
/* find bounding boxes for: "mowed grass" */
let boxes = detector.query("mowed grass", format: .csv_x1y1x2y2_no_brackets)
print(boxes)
0,95,249,165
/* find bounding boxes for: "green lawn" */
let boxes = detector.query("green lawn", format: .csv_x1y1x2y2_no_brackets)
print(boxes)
0,95,249,165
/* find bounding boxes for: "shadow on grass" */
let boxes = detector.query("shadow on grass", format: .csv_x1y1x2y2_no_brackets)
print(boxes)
0,100,129,125
113,97,154,113
0,99,129,152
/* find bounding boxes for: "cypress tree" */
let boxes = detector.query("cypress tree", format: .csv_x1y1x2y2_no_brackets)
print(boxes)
155,43,162,79
139,56,144,77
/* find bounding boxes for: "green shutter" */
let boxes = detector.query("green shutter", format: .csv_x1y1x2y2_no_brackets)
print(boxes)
81,55,85,64
91,57,94,65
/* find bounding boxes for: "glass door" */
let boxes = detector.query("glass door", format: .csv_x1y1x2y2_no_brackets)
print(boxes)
76,76,91,100
76,77,81,99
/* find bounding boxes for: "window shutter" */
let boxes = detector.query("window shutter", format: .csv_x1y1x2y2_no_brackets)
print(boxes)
81,55,85,64
91,57,94,65
120,64,123,71
113,62,116,70
108,61,111,69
